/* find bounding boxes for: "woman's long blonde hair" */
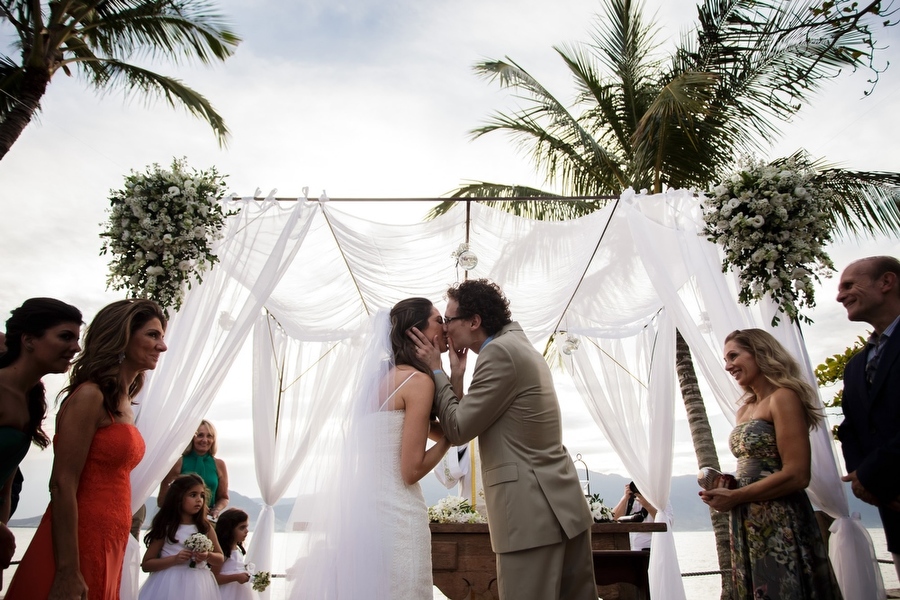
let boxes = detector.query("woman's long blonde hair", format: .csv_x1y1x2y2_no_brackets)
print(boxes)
725,329,824,430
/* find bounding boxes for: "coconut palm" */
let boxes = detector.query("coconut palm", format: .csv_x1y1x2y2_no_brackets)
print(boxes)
432,0,900,596
0,0,241,160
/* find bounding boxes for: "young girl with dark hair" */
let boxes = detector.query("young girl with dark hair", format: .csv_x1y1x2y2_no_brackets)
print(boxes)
213,509,252,600
139,473,224,599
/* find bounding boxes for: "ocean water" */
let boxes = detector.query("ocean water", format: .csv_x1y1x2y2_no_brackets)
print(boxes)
3,528,896,599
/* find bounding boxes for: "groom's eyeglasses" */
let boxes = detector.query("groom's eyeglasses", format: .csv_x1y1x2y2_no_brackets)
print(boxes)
442,315,465,324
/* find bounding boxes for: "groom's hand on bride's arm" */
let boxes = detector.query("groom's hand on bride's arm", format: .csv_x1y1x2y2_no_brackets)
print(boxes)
408,327,443,371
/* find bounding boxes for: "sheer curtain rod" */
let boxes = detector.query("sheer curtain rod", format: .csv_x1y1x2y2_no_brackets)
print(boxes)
236,195,619,202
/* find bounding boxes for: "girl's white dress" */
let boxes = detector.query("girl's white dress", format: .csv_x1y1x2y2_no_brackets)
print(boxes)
218,548,253,600
139,523,222,600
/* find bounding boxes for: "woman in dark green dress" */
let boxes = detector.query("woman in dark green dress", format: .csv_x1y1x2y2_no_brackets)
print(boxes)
0,298,82,572
158,419,229,519
700,329,842,599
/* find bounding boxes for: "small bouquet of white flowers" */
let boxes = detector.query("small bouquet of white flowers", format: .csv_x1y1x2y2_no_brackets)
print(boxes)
586,494,615,523
251,571,271,592
183,532,214,568
428,496,486,524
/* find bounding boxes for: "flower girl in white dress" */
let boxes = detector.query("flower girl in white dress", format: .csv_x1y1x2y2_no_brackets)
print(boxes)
139,473,224,600
213,509,253,600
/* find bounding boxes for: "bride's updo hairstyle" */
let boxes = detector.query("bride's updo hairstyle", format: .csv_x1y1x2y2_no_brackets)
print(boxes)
389,297,433,377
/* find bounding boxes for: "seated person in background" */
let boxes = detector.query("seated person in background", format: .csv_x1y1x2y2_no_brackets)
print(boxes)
612,481,674,551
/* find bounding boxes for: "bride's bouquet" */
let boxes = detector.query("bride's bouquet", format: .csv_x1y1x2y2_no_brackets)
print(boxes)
183,532,214,568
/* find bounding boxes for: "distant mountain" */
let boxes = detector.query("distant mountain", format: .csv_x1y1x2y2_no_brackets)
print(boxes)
9,472,883,532
139,490,291,531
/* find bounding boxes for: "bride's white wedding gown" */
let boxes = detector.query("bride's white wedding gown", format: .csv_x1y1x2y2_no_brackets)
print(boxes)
364,404,433,598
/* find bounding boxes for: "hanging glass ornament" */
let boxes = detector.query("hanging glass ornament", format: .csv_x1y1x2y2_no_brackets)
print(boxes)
452,243,478,271
561,333,580,355
556,331,580,355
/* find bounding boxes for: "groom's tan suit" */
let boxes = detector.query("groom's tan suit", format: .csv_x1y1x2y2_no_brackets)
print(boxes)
434,322,596,600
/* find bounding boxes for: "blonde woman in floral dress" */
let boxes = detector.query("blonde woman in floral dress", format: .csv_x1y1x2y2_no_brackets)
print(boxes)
700,329,842,600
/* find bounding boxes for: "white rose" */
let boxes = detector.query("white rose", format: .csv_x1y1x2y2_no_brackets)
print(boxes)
768,277,782,290
162,234,173,244
168,186,181,196
749,215,765,228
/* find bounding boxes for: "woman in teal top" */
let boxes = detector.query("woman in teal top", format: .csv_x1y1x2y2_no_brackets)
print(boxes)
0,298,82,572
158,419,229,518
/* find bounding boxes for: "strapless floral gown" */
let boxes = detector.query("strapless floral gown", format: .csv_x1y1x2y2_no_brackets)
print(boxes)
728,419,842,600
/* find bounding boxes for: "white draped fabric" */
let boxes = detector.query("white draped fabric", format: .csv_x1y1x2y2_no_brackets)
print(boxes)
125,189,879,599
121,198,318,599
245,311,360,599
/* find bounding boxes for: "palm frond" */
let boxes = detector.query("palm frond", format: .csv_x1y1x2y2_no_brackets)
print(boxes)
0,56,26,119
426,182,610,221
817,169,900,239
770,149,900,239
678,0,879,153
632,71,721,191
99,59,229,145
76,0,241,64
473,58,628,193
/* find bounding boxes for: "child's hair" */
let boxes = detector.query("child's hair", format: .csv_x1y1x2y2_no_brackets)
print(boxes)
144,473,211,546
215,509,250,556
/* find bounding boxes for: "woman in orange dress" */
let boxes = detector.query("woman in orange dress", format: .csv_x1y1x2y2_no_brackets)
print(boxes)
5,299,168,600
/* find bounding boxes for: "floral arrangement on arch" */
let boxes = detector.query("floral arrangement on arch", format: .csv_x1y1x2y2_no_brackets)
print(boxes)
428,495,486,524
702,157,836,326
586,494,615,523
100,157,231,316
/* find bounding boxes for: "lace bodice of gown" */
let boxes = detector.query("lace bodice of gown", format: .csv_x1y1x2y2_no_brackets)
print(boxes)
362,409,432,599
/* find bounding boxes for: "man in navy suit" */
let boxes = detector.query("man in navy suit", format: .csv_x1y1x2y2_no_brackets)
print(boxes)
836,255,900,579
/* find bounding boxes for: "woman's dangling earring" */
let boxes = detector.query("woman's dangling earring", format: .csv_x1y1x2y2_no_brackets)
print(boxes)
118,352,125,364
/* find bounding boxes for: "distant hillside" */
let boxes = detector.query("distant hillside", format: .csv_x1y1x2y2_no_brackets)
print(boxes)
9,472,883,532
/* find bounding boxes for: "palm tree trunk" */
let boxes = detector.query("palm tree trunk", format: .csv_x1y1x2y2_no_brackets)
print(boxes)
0,65,50,160
675,329,733,600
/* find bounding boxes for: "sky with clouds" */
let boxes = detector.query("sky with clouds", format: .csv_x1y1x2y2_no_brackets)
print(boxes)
2,0,899,516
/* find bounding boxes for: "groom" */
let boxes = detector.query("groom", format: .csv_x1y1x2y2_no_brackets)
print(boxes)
412,279,596,600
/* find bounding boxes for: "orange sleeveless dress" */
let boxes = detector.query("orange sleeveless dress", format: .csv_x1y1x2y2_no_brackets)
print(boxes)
5,402,145,600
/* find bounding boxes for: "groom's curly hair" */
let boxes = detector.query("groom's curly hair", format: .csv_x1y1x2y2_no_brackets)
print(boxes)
447,279,511,336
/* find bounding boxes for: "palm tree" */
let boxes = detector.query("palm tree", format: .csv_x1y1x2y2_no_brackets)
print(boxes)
432,0,900,596
0,0,241,160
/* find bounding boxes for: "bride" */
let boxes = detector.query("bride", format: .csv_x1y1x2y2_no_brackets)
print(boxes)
290,298,451,599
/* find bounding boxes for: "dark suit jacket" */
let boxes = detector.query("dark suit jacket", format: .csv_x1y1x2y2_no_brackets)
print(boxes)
433,322,592,554
838,328,900,551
